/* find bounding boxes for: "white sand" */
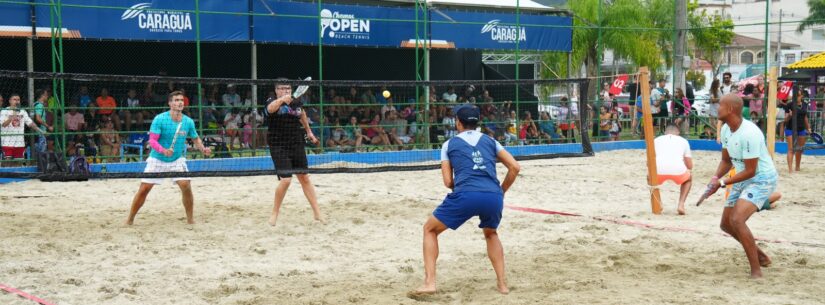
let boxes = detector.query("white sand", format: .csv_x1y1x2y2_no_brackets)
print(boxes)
1,150,824,305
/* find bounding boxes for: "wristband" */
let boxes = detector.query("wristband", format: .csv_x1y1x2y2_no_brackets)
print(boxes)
719,179,726,187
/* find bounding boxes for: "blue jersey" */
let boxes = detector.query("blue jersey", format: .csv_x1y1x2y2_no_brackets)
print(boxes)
149,111,198,162
441,130,504,193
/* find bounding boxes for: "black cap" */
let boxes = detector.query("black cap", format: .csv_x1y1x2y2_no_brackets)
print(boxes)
454,103,480,124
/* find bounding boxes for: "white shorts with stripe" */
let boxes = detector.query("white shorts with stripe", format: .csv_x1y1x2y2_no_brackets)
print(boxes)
141,157,190,185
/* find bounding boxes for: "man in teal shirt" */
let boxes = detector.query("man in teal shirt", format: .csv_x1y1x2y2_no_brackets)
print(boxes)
703,94,778,278
126,91,211,225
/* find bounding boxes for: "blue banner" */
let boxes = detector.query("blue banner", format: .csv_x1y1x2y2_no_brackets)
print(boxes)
252,1,416,47
0,1,571,51
430,10,572,52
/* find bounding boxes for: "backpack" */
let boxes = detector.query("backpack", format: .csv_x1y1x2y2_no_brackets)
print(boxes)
69,154,90,177
36,151,68,182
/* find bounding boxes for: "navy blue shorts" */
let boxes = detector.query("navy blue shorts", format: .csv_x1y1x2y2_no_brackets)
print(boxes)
784,129,808,137
433,191,504,230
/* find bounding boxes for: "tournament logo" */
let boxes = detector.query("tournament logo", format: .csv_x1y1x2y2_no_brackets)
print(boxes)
122,3,193,33
320,9,370,40
472,150,486,170
481,19,526,44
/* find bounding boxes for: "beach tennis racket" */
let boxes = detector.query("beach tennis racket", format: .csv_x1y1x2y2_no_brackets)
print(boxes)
696,184,715,206
292,76,312,99
168,121,183,153
811,132,823,145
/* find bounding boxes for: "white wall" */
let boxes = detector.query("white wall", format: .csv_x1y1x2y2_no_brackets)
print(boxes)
729,0,825,54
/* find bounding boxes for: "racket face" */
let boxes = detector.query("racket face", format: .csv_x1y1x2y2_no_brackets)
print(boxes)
292,76,312,98
170,122,183,149
812,132,823,145
695,193,708,206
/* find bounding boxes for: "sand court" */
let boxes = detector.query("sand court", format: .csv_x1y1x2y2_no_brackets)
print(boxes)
1,150,824,304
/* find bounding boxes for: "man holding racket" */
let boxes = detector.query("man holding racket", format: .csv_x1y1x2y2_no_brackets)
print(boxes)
266,78,322,226
700,94,777,278
126,91,211,225
410,104,520,297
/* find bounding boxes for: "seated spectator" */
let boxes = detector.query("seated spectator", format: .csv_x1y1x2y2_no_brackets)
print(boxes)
327,123,354,150
222,84,241,119
224,108,242,149
380,99,397,120
361,88,376,105
242,107,264,149
64,102,86,155
98,118,121,162
519,111,539,144
699,124,715,139
482,113,498,138
537,111,562,143
442,87,457,104
74,85,93,108
96,88,120,131
364,113,390,149
344,116,370,150
120,88,145,132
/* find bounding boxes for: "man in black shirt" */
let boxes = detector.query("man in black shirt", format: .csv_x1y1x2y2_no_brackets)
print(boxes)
266,78,323,226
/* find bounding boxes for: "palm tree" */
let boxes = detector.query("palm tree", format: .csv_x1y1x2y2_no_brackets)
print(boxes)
543,0,662,99
797,0,825,32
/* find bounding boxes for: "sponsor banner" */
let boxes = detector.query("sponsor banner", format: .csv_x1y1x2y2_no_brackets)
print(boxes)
0,0,571,51
430,10,572,51
1,0,247,41
252,0,415,47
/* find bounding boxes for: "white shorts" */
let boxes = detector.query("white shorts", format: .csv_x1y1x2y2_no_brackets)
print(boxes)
141,157,190,185
397,135,412,144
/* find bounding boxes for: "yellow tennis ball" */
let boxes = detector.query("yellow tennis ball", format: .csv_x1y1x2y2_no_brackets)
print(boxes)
383,90,391,98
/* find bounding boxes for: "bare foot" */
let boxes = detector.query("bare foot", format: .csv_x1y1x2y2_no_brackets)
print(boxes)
497,282,509,294
677,207,686,215
759,254,772,267
407,285,436,300
315,215,326,224
750,270,763,279
268,214,278,226
124,219,134,226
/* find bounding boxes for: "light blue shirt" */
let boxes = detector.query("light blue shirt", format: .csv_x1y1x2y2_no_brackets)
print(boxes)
720,120,776,176
149,111,198,162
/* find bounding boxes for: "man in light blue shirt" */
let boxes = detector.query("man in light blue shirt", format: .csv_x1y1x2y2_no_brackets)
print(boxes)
702,94,778,278
126,91,211,225
410,104,520,297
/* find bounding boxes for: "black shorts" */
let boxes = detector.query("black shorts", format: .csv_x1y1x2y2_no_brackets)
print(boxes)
269,144,307,179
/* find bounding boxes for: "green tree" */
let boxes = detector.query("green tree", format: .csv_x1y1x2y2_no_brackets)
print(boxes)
797,0,825,32
688,1,734,81
542,0,661,101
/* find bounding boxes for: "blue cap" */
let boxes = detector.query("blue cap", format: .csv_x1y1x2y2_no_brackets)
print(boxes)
454,103,480,124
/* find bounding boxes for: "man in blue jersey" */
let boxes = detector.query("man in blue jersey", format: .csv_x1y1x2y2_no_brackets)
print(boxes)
702,94,778,278
410,104,521,297
126,91,212,225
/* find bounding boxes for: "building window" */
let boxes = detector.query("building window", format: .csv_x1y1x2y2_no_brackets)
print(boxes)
756,51,764,64
785,54,796,63
813,29,825,41
740,51,754,64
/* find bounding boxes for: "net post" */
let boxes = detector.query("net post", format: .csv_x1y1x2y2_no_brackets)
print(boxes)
766,67,778,160
639,67,663,215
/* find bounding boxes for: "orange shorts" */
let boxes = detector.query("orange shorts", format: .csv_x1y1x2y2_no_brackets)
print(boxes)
657,171,691,185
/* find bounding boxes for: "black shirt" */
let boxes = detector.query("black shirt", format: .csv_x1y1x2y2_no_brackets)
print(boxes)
266,98,305,147
787,102,808,131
